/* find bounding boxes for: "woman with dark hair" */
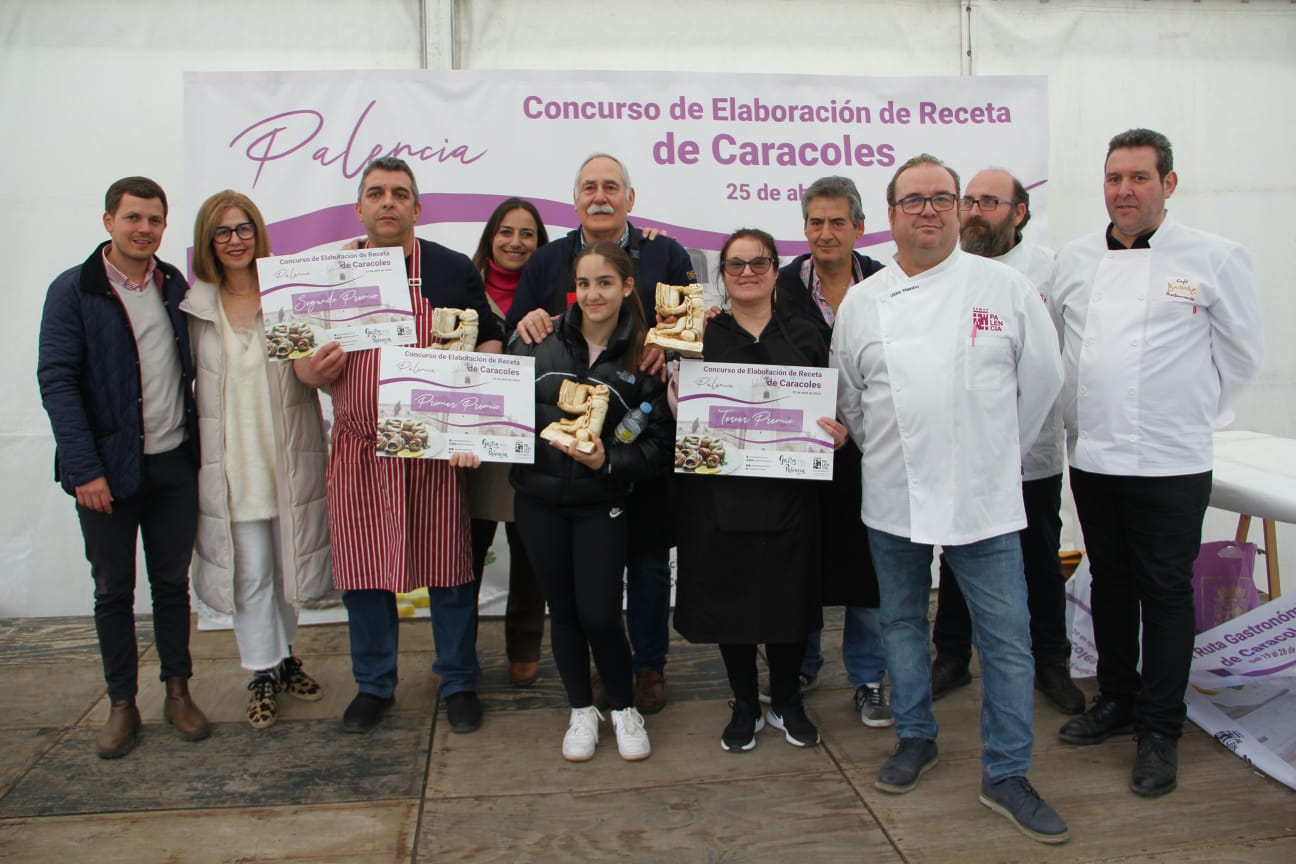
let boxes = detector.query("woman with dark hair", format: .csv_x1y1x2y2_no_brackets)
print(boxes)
466,197,550,686
509,240,672,762
672,228,848,753
181,191,332,729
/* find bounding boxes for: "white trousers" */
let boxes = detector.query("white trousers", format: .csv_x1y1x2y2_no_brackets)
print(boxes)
231,518,298,672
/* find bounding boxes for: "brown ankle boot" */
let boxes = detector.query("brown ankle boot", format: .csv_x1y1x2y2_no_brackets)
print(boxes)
163,676,211,741
97,698,141,758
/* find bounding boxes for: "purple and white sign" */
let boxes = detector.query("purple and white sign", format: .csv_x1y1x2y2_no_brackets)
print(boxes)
674,359,837,480
376,346,535,464
257,246,415,357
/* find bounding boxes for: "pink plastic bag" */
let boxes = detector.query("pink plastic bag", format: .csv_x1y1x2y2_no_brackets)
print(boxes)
1191,541,1259,633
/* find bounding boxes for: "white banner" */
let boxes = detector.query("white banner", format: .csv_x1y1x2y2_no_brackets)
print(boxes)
185,70,1048,263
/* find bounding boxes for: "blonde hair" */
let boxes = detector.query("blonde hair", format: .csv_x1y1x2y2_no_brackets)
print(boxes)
191,190,272,284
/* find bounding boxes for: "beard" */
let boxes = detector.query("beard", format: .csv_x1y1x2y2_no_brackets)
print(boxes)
960,216,1015,258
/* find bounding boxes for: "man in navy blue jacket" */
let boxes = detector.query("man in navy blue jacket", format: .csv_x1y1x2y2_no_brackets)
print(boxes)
507,153,695,714
37,177,208,759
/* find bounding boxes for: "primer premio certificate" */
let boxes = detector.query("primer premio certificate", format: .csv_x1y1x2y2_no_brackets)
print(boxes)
257,247,416,358
374,347,536,464
674,359,837,480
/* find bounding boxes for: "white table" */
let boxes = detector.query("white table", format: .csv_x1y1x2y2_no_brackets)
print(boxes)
1211,431,1296,598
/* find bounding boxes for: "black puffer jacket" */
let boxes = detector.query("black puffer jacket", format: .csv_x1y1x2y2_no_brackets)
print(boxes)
509,303,672,507
37,241,198,498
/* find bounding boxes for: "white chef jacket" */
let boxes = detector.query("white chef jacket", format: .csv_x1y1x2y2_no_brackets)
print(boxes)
995,240,1064,482
1050,214,1262,477
832,247,1063,546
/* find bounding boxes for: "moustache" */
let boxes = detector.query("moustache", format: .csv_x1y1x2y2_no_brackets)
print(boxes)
586,204,616,216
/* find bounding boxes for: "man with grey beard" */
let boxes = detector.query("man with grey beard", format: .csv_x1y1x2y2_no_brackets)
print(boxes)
927,168,1086,717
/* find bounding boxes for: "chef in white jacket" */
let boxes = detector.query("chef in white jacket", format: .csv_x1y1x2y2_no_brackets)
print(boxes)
929,168,1086,718
832,154,1067,846
1052,129,1262,799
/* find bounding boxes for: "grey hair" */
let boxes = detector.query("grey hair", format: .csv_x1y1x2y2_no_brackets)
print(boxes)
800,176,865,225
357,156,419,202
573,153,632,197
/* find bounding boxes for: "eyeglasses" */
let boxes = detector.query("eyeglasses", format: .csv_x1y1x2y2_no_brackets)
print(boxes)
722,256,775,276
213,222,256,244
958,196,1019,212
894,194,957,215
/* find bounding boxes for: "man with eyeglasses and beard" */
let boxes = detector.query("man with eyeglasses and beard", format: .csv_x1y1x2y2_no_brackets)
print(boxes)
927,169,1086,717
832,154,1068,845
506,153,696,716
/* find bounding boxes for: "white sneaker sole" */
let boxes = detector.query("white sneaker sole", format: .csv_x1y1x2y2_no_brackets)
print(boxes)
765,711,820,747
861,713,896,729
721,715,766,752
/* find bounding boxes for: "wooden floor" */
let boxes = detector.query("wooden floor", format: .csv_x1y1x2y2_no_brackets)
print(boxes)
1,604,1292,863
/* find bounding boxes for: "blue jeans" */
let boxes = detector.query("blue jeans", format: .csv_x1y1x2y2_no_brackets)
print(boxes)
868,527,1035,782
625,547,671,675
801,607,887,687
344,584,482,700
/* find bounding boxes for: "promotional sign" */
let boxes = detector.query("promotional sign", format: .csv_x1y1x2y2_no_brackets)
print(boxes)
674,359,837,480
1186,595,1296,791
256,246,415,356
185,70,1048,264
375,347,536,464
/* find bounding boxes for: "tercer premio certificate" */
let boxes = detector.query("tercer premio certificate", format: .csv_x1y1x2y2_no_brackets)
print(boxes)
674,359,837,480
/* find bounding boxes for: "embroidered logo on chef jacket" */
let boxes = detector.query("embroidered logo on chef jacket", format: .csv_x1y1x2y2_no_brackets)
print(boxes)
1165,278,1196,301
971,307,1004,333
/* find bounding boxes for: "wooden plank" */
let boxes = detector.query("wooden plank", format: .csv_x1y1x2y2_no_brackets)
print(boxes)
417,773,902,864
0,728,62,800
0,662,107,729
426,695,837,800
0,715,433,818
0,801,417,863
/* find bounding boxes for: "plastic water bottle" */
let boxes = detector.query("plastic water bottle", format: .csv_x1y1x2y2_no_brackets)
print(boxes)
614,402,653,443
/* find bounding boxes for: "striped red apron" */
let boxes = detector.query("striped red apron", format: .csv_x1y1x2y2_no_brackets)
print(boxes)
326,241,472,592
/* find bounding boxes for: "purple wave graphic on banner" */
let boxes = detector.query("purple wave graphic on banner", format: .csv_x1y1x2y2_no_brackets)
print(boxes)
262,276,365,297
309,308,415,323
678,393,786,405
442,420,535,433
1204,656,1296,678
378,376,487,390
753,435,834,448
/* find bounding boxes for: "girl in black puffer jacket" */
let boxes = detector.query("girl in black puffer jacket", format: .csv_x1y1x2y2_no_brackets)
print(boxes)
509,241,672,762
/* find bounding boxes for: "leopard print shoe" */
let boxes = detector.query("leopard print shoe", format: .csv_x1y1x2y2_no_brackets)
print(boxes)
246,673,278,729
279,655,323,702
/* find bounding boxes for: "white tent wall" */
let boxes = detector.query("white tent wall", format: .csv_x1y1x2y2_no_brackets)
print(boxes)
2,0,1292,616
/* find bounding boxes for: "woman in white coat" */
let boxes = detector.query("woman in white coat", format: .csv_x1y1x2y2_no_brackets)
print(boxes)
182,191,333,728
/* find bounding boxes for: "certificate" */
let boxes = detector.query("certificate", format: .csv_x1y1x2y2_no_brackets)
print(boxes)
257,247,416,358
674,359,837,480
375,347,536,464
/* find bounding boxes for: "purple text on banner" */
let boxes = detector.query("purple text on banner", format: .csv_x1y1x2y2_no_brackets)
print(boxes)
709,406,803,430
293,285,382,315
412,389,505,417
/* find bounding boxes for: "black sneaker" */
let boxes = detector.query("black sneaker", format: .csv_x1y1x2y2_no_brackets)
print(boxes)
445,691,482,734
875,737,938,793
766,703,819,747
930,656,972,701
721,699,766,753
979,775,1069,845
1131,732,1178,797
1035,664,1085,715
1058,695,1133,745
342,692,394,733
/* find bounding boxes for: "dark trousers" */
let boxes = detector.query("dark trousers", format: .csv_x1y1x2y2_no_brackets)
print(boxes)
1070,467,1212,738
513,492,634,710
933,474,1070,668
720,641,807,713
470,519,546,663
76,447,197,701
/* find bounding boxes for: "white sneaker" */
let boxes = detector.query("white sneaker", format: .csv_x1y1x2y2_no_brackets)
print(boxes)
562,706,602,762
611,706,652,761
